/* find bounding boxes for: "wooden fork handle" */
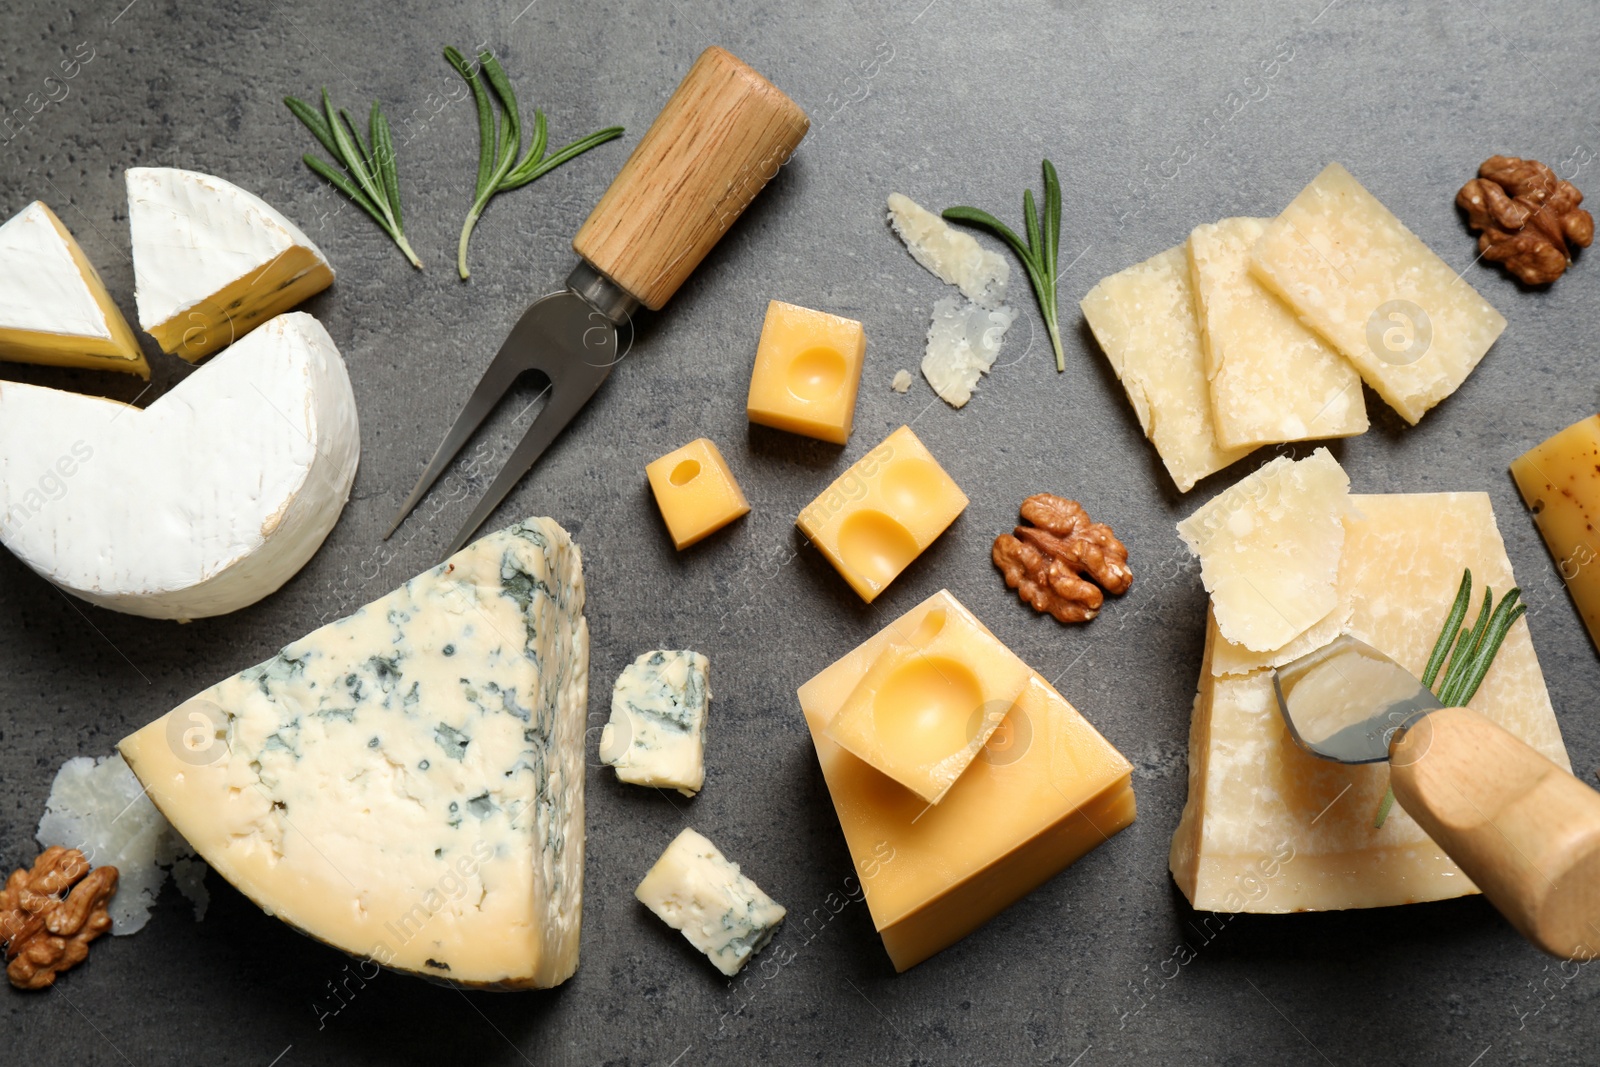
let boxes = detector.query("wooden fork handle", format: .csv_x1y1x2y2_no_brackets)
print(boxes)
1391,707,1600,959
572,47,809,311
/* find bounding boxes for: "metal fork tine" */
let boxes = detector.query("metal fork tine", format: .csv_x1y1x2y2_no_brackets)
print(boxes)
441,380,596,558
384,348,536,540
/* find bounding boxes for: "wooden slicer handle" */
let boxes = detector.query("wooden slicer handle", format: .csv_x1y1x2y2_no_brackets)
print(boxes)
1390,707,1600,959
572,46,809,311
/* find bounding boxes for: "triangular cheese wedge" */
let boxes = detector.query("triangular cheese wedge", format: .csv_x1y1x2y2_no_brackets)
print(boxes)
127,167,333,361
0,201,148,377
1170,492,1569,912
0,312,358,619
120,519,590,988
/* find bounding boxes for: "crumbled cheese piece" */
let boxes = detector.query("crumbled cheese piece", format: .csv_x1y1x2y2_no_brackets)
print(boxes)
922,296,1017,407
887,193,1009,308
1176,448,1352,652
600,650,710,796
635,829,786,976
36,753,207,934
891,369,913,393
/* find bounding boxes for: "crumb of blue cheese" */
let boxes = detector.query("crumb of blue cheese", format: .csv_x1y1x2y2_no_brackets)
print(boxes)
599,650,709,797
635,828,786,976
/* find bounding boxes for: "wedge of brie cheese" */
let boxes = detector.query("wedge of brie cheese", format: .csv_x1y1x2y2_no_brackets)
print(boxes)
0,312,358,619
120,518,590,988
127,167,333,361
0,201,148,377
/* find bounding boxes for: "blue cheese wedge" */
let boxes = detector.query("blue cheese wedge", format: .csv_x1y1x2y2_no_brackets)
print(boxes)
118,518,589,989
635,829,785,976
599,650,710,796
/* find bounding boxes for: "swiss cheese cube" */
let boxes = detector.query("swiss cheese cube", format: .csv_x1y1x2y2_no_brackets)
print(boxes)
1169,493,1569,913
1177,448,1351,652
0,201,148,378
1081,246,1253,492
645,438,750,550
822,591,1033,804
800,591,1134,970
1188,217,1367,449
797,426,967,602
1250,163,1506,425
1511,415,1600,654
746,300,867,444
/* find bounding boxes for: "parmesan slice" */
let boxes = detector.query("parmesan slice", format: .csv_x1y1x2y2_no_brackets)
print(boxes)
1188,217,1367,449
1250,164,1506,425
921,295,1015,407
1177,449,1351,652
1170,492,1568,913
887,193,1009,308
1081,246,1253,492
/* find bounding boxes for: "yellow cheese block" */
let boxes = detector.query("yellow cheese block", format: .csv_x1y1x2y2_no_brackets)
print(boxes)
0,201,148,378
822,591,1034,804
1170,492,1569,913
1177,448,1351,652
1511,414,1600,654
797,426,967,602
645,438,750,550
1188,217,1367,449
746,300,866,445
799,591,1135,970
1250,163,1506,425
1081,245,1253,492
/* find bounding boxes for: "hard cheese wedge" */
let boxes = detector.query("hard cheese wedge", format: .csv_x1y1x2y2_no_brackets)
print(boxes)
1177,448,1351,652
127,167,333,361
1510,415,1600,654
800,589,1135,971
823,591,1033,804
1170,493,1569,912
120,519,590,987
797,426,968,602
746,300,867,444
0,201,147,377
1250,163,1506,425
1188,217,1367,449
0,312,358,620
1081,245,1253,492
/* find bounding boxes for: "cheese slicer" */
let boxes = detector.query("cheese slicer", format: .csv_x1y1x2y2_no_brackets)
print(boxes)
386,47,809,557
1273,634,1600,959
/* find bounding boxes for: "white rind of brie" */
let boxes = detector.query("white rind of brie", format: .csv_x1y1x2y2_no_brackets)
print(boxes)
0,201,112,338
127,167,333,360
0,311,359,619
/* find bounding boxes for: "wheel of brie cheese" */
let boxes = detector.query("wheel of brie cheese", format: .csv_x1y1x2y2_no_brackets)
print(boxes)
127,167,334,362
0,312,359,620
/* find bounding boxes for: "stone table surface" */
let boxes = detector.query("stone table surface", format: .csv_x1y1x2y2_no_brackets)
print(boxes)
3,0,1599,1063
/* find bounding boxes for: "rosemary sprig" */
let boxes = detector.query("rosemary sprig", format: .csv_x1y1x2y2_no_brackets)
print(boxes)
943,159,1065,372
1375,569,1526,827
284,90,421,269
445,46,624,280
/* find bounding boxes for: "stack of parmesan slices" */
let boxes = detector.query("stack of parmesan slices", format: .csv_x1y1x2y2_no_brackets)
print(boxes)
1081,163,1507,493
0,168,358,620
1168,448,1570,912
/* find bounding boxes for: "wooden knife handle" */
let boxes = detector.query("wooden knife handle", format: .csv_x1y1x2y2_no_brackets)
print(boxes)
1390,707,1600,959
572,47,809,311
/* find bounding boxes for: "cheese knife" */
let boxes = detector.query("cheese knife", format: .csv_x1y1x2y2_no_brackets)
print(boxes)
386,47,809,556
1274,634,1600,959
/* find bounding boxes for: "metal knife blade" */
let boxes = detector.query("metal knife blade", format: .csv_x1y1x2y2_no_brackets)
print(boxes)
1272,634,1443,763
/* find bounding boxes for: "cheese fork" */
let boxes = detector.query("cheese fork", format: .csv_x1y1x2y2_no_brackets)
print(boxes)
386,47,808,557
1274,634,1600,959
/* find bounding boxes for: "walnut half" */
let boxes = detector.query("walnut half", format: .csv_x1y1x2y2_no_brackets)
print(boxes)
1457,155,1593,285
993,495,1132,624
1,846,117,990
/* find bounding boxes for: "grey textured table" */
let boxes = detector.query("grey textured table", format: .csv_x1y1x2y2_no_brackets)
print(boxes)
3,1,1599,1063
